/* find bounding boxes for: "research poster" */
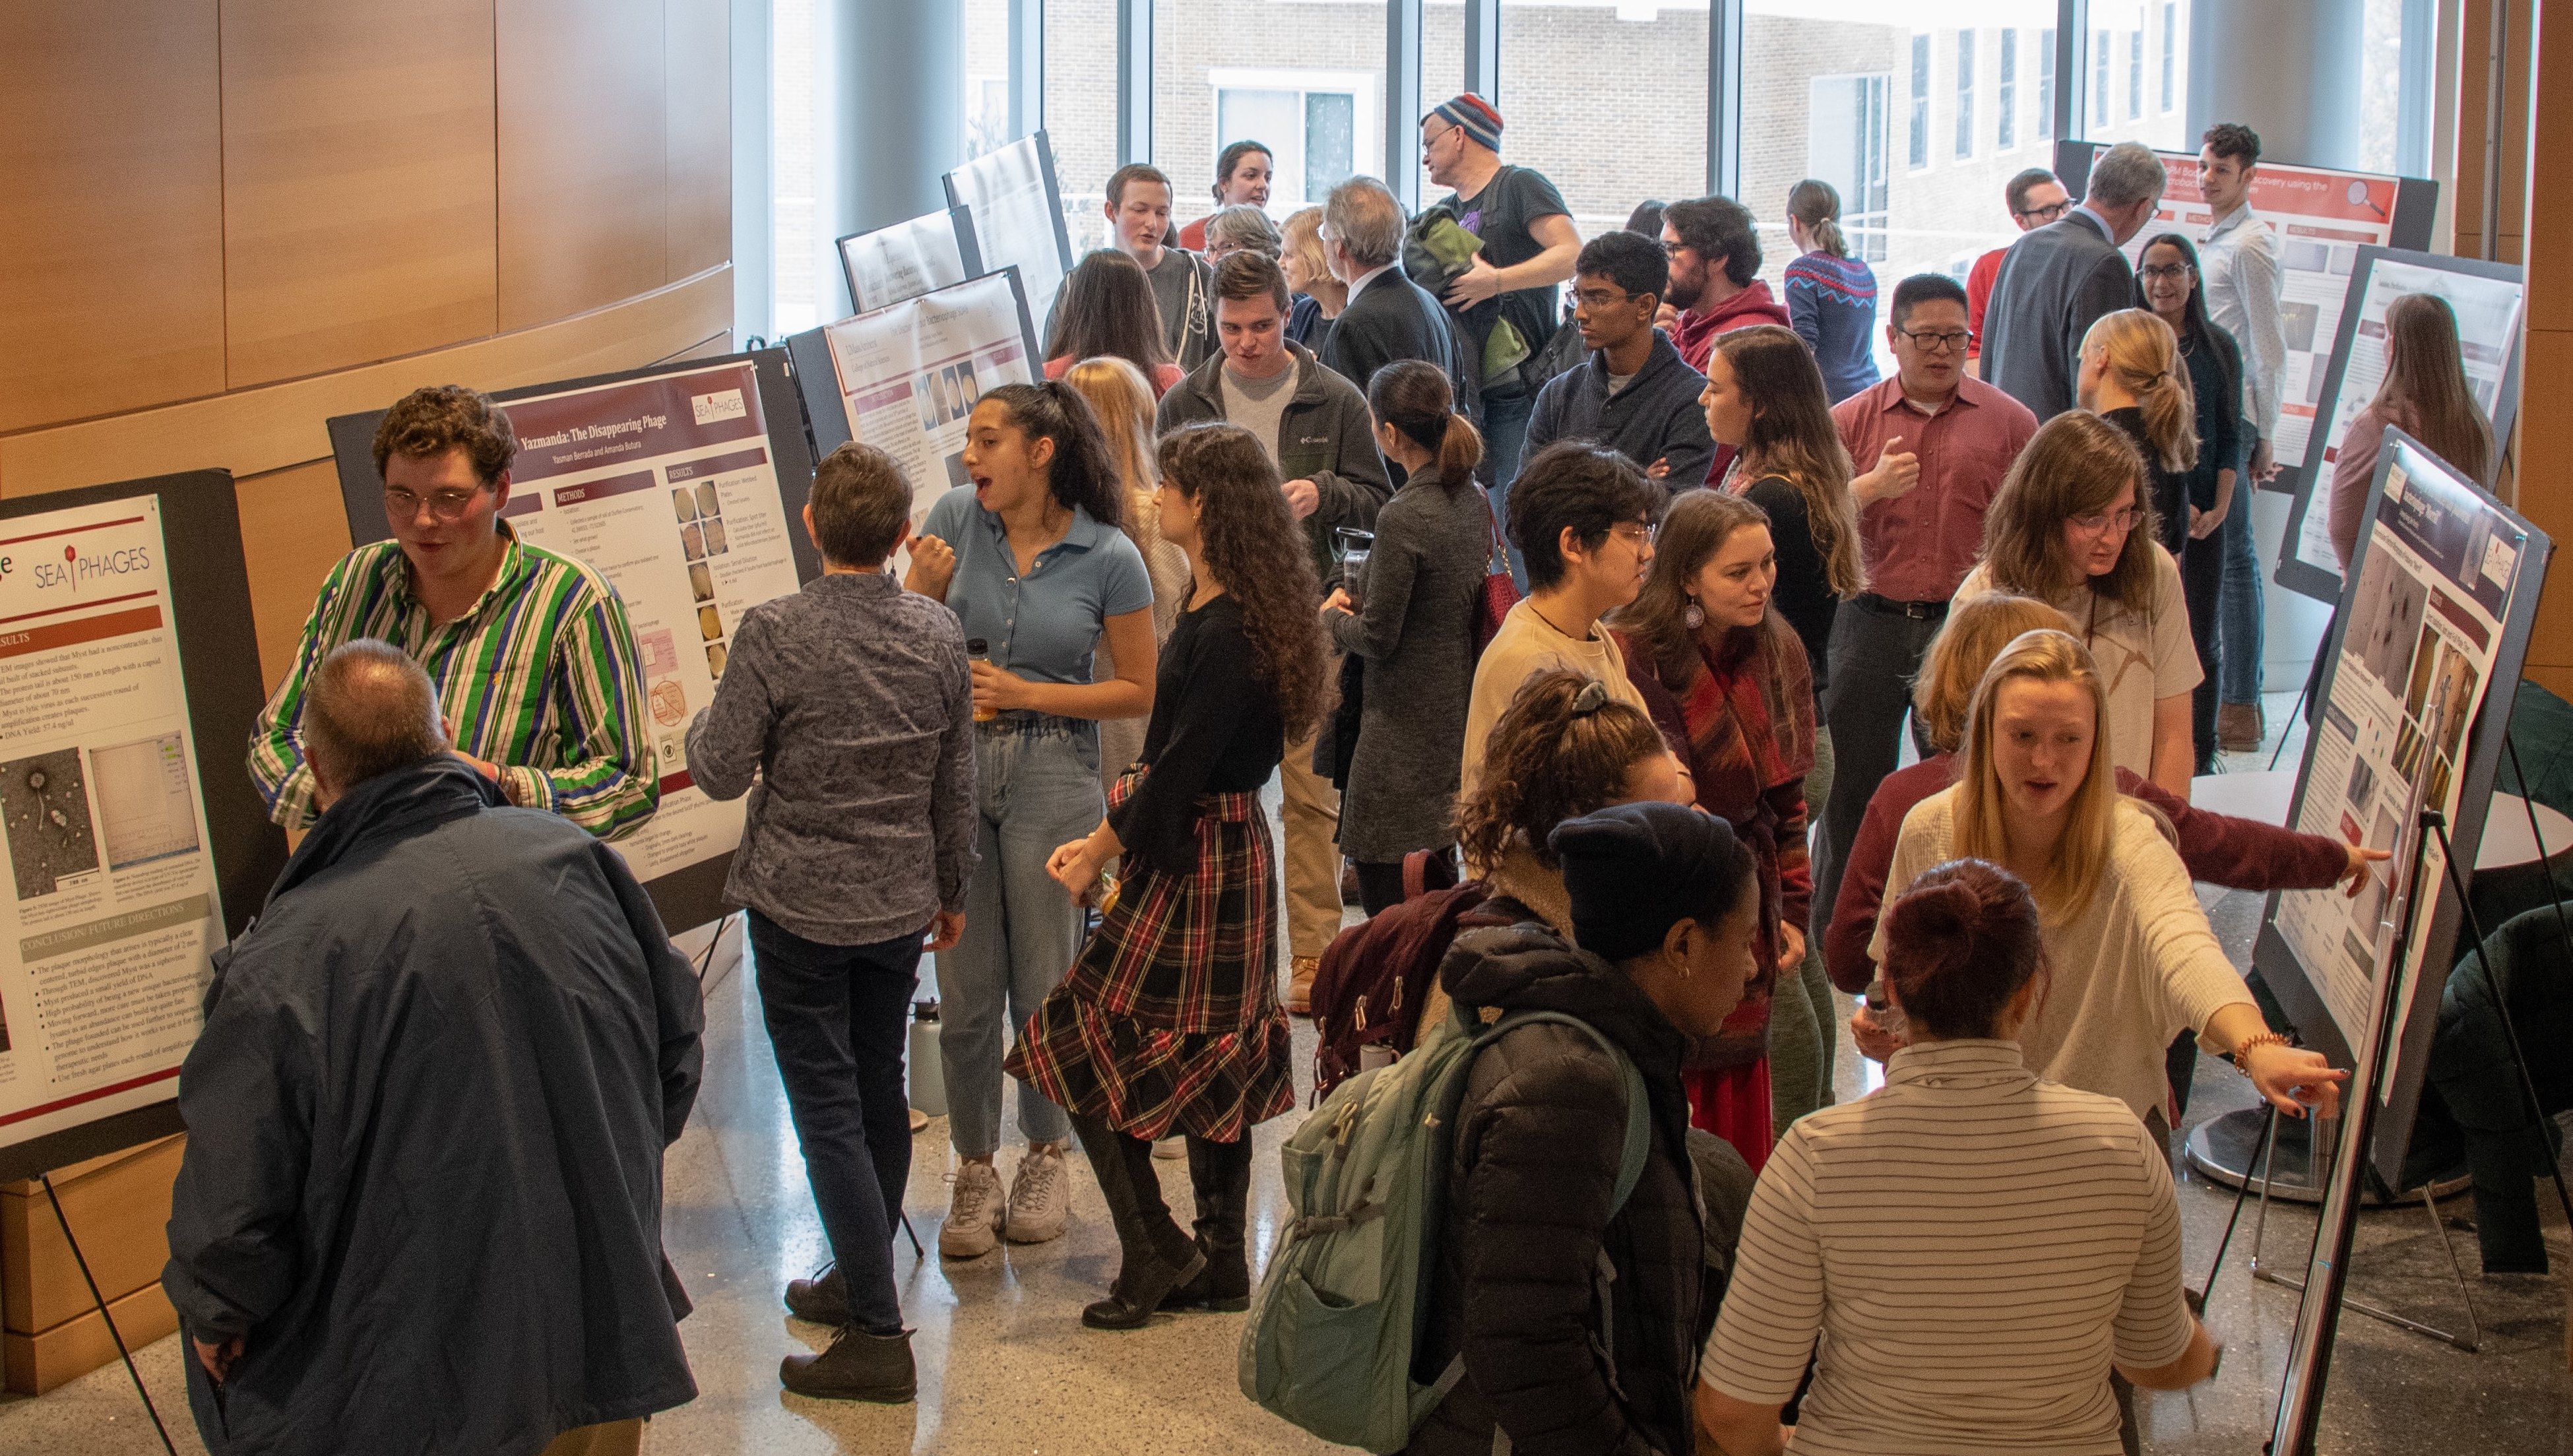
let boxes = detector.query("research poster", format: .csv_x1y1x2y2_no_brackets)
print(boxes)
2271,437,2527,1073
495,362,806,886
839,208,971,313
947,134,1071,327
2132,152,2406,472
2285,251,2525,588
821,271,1038,569
0,496,224,1153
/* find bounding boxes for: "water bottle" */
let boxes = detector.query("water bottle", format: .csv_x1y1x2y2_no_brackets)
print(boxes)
908,999,948,1116
965,639,998,722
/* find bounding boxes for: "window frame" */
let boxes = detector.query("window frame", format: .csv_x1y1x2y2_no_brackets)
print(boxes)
1909,32,1932,172
1954,29,1977,161
1204,65,1383,211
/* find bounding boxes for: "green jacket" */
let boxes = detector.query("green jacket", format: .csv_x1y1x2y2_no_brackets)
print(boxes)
1156,343,1392,592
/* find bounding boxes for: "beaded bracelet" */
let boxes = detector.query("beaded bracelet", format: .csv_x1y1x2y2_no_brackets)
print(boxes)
2230,1030,2293,1075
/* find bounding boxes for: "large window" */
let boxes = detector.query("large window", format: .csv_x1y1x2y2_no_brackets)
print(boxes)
1496,0,1707,236
1997,29,2016,151
1954,31,1975,160
2161,3,2176,112
2091,27,2109,126
2038,27,2054,139
1909,34,1930,170
1046,0,1121,255
1153,1,1384,243
965,0,1013,159
1746,6,2055,379
2126,28,2142,119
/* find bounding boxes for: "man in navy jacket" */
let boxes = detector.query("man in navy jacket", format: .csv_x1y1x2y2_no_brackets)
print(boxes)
1524,230,1715,491
165,640,703,1456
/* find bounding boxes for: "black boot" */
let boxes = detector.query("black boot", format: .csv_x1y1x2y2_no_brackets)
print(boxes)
780,1325,916,1402
784,1263,849,1325
1166,1133,1254,1312
1071,1115,1205,1329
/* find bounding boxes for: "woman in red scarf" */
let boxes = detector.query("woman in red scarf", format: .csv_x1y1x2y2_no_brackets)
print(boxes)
1609,489,1812,1168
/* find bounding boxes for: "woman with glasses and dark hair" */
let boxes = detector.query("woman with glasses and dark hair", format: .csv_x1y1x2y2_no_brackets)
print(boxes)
2134,233,2243,771
1952,410,2201,799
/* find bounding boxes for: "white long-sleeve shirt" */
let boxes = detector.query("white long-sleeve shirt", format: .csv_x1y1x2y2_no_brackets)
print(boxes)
2200,205,2286,442
1872,788,2256,1124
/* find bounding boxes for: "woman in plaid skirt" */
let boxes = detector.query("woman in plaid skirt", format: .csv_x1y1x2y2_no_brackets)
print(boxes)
1010,422,1332,1329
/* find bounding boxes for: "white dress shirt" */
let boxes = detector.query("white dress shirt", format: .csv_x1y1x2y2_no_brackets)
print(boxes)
2199,205,2286,442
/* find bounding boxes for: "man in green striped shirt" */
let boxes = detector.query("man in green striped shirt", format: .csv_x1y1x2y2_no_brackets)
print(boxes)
249,385,658,839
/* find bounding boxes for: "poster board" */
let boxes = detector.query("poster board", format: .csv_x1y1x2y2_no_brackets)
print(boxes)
786,269,1041,573
944,131,1074,331
2252,429,2549,1184
2054,142,2434,495
2275,247,2524,604
837,205,978,315
327,351,820,935
0,472,288,1184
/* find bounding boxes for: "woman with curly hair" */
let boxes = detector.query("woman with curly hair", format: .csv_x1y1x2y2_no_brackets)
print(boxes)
1012,422,1330,1330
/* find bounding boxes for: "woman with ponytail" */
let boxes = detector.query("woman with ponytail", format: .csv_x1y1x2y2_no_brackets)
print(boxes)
1318,361,1494,914
904,380,1157,1258
1016,422,1326,1329
1781,179,1881,404
1699,859,2223,1456
2079,307,2200,556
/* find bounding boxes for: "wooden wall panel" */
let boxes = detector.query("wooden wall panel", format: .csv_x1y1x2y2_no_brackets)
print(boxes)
219,0,500,387
2516,15,2572,704
496,0,670,330
236,460,358,689
666,0,734,280
2452,0,2531,267
0,4,226,433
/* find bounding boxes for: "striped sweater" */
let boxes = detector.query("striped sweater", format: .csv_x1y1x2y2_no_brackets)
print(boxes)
1783,249,1883,404
249,534,657,839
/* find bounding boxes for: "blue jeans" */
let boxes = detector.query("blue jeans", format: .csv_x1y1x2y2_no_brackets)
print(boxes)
749,910,922,1335
1482,385,1537,590
2217,488,2264,705
937,714,1101,1156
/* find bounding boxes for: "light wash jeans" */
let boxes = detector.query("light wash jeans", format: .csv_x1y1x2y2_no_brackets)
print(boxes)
937,714,1101,1156
2217,488,2265,705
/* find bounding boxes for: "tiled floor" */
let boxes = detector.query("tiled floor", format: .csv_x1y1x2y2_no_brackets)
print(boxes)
5,708,2566,1453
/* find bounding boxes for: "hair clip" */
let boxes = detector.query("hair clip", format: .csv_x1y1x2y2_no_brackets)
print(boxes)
1570,680,1610,716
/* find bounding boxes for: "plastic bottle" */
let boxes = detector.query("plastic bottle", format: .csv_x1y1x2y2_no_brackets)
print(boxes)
965,638,998,722
907,999,948,1116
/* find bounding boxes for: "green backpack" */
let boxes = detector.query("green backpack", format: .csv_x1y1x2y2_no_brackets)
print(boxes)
1237,997,1651,1453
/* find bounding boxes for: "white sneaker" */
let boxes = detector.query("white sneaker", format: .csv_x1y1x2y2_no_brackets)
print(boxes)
939,1160,1004,1257
1003,1143,1070,1244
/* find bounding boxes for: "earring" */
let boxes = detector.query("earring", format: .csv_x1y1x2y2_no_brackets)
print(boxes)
1683,598,1704,631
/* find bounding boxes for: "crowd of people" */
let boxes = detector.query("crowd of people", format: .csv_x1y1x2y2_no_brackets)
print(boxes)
160,94,2510,1456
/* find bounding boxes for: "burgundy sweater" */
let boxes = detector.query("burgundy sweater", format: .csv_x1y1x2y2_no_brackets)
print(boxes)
1822,755,2356,994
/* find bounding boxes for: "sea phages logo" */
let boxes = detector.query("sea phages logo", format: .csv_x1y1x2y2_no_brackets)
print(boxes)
30,541,153,596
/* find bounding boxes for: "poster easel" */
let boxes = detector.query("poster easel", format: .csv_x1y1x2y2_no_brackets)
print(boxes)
0,472,285,1185
836,204,979,315
944,132,1075,329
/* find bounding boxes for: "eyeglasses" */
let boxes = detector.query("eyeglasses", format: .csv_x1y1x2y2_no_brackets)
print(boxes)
1420,123,1460,153
385,484,491,521
2138,263,2195,282
1573,286,1638,309
2070,507,2144,534
1609,521,1657,548
2015,201,2071,224
1895,329,1972,354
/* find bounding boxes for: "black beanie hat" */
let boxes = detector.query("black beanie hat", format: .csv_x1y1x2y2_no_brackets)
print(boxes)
1550,802,1745,963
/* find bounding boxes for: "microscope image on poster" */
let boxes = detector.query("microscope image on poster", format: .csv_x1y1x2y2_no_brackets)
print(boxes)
0,749,99,901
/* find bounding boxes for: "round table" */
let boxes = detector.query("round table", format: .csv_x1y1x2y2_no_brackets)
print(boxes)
2180,770,2573,1202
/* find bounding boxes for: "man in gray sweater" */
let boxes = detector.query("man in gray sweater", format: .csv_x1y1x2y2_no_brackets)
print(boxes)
684,441,976,1404
1157,250,1390,1009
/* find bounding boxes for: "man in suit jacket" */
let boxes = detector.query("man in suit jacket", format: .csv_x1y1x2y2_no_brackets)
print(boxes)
1318,176,1469,404
1979,141,2169,421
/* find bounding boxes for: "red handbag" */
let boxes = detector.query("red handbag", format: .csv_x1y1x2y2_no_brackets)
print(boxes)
1474,487,1519,656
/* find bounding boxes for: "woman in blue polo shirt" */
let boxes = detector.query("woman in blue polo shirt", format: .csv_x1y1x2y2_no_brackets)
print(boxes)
905,381,1157,1258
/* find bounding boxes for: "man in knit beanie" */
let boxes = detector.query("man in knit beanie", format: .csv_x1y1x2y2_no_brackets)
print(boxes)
1411,92,1580,530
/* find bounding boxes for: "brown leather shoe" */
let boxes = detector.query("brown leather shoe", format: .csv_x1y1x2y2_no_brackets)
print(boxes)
2217,701,2264,753
1285,955,1319,1015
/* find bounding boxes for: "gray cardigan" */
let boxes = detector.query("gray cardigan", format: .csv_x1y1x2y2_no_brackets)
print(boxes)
1324,466,1494,860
